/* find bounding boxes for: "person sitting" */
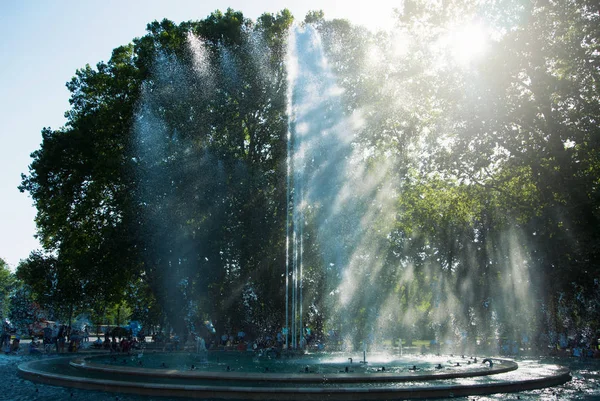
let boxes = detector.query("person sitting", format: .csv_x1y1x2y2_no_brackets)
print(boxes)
70,330,81,351
43,327,52,345
92,337,103,349
10,335,21,353
29,337,42,355
120,338,130,353
55,325,66,353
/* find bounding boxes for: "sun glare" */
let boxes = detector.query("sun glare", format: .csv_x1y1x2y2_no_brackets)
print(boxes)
446,22,488,66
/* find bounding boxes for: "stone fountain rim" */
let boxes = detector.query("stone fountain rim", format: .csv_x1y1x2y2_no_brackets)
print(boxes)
17,357,571,401
17,356,572,400
68,354,518,383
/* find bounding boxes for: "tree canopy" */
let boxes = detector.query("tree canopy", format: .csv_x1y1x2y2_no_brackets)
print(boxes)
18,2,600,347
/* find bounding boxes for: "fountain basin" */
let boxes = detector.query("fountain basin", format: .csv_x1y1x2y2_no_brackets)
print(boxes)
17,352,571,400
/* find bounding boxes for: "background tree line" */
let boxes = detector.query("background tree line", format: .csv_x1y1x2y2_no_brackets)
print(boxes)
15,0,600,348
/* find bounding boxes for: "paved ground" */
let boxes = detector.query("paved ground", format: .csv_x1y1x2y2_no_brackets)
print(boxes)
0,353,158,401
0,337,178,401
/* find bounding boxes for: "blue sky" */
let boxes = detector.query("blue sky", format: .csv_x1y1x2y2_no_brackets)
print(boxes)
0,0,395,269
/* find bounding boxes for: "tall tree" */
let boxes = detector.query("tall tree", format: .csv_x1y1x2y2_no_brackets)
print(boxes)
0,258,15,320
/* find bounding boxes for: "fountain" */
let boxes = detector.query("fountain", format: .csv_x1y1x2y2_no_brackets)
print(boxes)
17,350,571,399
17,22,574,400
285,23,362,351
195,336,208,364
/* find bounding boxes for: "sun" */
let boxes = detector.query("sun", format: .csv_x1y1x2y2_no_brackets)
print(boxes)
446,22,488,66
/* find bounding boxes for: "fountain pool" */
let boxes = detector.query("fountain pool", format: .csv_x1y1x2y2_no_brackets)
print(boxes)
18,351,570,400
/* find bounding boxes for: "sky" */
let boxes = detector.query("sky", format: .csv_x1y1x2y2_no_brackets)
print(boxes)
0,0,397,270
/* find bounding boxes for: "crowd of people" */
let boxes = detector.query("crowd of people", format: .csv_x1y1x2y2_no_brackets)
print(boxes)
548,333,600,358
39,324,87,353
91,329,143,353
5,317,600,360
1,320,91,355
1,320,22,354
185,326,321,355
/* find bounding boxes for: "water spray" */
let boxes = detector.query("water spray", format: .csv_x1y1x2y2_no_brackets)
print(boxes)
360,340,368,364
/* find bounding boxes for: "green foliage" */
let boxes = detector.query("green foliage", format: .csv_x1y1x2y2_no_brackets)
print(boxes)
8,284,43,333
18,2,600,343
303,10,325,25
257,9,294,50
194,9,249,46
394,0,600,338
0,259,15,319
104,301,132,327
16,252,80,321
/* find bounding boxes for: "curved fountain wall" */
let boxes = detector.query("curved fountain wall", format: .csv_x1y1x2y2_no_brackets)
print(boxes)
18,352,571,400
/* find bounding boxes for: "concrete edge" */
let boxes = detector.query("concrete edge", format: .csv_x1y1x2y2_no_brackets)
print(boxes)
17,358,571,401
